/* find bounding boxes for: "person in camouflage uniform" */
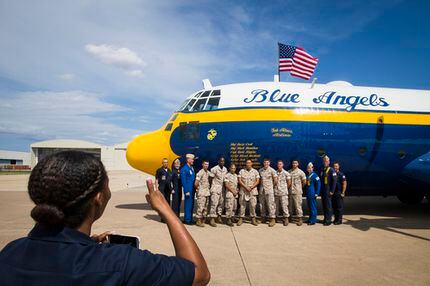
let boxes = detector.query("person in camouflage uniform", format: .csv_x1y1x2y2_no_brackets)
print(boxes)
258,159,278,227
224,164,239,227
208,157,228,227
194,160,212,227
237,159,260,226
275,160,292,226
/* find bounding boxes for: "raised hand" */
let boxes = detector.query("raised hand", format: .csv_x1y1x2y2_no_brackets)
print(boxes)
145,178,170,214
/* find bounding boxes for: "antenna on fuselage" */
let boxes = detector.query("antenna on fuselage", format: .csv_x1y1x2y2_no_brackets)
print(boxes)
310,77,318,89
202,79,212,90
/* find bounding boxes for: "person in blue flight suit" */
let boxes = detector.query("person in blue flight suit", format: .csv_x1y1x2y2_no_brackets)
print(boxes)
0,151,210,286
332,162,347,225
320,155,337,226
305,162,321,225
171,158,183,217
181,154,196,225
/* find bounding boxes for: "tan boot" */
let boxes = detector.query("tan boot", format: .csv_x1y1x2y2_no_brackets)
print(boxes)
216,215,223,224
251,217,258,226
209,218,217,227
283,218,289,226
237,217,243,226
268,218,276,227
226,218,234,227
296,217,303,226
196,218,204,227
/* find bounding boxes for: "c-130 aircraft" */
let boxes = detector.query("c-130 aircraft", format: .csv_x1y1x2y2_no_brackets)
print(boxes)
127,77,430,204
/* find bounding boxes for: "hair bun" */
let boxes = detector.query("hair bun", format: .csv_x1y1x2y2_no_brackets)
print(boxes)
31,204,65,226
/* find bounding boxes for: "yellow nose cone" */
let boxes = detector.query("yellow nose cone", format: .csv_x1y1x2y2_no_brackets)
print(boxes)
126,129,178,175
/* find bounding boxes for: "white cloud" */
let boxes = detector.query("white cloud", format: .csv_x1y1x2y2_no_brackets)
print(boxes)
59,73,76,81
126,69,144,78
85,44,145,77
0,91,139,144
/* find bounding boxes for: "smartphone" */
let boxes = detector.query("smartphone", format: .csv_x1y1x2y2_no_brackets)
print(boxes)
107,234,140,248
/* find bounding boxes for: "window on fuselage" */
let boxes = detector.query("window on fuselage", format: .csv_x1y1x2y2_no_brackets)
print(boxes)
164,123,173,131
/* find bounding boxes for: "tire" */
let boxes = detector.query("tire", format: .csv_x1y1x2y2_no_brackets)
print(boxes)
397,190,424,205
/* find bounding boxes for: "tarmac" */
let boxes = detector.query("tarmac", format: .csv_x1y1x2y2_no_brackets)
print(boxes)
1,171,430,286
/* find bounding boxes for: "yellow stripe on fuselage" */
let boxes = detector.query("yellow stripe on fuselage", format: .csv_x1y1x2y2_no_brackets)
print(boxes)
168,108,430,127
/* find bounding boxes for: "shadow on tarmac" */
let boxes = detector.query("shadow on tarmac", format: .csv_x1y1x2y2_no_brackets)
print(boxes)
115,203,153,210
339,197,430,242
115,197,430,241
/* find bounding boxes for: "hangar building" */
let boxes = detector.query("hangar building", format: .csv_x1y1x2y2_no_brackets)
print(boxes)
30,139,132,171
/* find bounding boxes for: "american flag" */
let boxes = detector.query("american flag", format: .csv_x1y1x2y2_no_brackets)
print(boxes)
278,43,318,80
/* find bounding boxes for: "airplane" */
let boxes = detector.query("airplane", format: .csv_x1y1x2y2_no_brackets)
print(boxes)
126,77,430,204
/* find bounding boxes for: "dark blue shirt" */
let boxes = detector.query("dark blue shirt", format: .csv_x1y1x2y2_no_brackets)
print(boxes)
0,224,195,286
334,171,347,194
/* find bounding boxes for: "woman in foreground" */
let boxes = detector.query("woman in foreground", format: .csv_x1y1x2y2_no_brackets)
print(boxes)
0,151,210,286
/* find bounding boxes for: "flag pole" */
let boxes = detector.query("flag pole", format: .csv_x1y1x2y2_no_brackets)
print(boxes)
277,42,281,82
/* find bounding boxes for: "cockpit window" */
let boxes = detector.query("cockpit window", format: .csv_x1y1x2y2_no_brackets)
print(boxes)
204,97,220,111
193,98,208,111
179,89,221,112
200,91,211,98
178,99,190,111
183,99,196,111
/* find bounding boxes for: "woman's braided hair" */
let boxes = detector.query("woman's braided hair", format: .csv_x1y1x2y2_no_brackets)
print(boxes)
28,150,107,228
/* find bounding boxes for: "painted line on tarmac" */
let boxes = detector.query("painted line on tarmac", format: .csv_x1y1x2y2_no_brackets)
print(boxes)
230,227,252,286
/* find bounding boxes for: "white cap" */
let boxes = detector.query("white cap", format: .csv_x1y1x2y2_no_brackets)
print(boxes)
323,155,330,161
186,154,195,159
307,162,314,168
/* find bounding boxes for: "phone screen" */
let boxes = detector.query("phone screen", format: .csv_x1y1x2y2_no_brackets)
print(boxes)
108,234,140,248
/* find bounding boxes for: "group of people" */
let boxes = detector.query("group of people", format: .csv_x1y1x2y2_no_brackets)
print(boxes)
155,154,347,227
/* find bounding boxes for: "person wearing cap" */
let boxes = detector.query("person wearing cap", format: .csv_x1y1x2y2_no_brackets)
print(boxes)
332,162,347,225
194,160,212,227
320,155,337,226
181,154,196,225
305,162,321,225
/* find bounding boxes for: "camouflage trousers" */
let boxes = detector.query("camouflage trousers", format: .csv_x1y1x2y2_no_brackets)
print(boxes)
195,196,210,219
275,195,290,218
288,193,303,218
209,192,224,217
225,194,238,218
239,193,257,218
259,192,276,218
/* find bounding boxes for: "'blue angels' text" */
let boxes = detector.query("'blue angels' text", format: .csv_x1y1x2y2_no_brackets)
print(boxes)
244,89,389,112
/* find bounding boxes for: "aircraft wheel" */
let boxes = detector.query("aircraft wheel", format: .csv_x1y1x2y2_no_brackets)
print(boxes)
397,190,424,205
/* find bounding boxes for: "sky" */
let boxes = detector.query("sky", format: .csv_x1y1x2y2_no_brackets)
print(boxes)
0,0,429,151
